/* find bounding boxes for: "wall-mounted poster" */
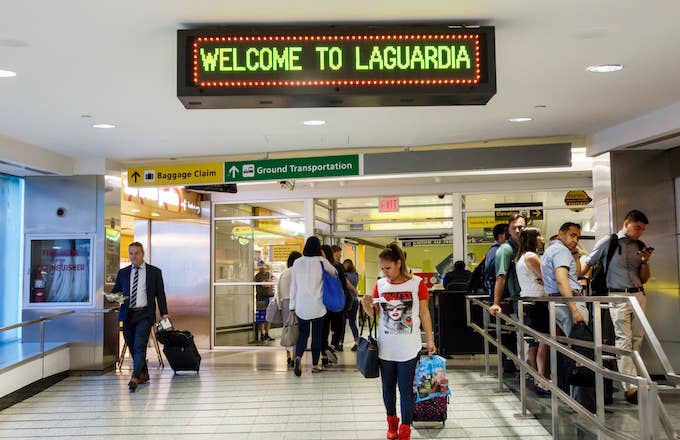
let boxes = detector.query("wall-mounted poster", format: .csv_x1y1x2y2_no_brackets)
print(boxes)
26,236,93,306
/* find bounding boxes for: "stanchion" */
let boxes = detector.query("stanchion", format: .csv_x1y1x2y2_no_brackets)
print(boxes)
549,301,558,439
514,299,534,419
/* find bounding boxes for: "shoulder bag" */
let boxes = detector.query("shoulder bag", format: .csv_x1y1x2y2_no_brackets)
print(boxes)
280,312,299,347
321,261,345,312
356,315,380,378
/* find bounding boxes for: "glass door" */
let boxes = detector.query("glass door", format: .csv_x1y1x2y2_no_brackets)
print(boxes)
213,202,305,347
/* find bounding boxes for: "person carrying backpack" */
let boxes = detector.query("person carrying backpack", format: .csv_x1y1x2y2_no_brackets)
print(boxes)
467,223,507,297
580,210,654,404
489,215,526,316
488,216,526,374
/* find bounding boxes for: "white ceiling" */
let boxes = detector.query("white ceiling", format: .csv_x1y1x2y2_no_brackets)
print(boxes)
1,1,680,163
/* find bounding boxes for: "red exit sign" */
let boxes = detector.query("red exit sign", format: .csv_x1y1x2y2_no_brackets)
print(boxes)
379,197,399,213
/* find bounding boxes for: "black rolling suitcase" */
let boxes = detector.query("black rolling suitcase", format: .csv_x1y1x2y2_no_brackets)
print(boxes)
157,330,201,373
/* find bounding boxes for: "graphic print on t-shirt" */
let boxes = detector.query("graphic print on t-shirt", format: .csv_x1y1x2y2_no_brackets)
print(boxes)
379,291,414,335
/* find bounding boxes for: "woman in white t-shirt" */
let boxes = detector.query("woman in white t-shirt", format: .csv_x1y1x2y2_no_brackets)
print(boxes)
275,250,302,368
515,227,550,394
361,242,435,440
290,236,338,376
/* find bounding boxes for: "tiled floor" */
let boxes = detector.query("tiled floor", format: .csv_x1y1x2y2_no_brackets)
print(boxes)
0,348,551,439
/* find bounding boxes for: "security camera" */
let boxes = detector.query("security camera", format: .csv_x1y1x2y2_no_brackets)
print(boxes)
438,194,445,199
279,180,295,191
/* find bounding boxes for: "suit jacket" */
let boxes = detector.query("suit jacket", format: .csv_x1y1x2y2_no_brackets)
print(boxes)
112,263,168,322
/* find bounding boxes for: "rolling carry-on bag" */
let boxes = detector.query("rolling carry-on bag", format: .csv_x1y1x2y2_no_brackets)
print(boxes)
157,329,201,373
412,355,450,426
413,396,448,426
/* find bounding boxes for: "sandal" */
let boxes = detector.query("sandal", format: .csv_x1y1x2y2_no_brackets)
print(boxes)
312,365,324,373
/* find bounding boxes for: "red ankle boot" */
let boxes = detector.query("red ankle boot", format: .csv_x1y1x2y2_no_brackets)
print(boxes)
386,416,399,439
398,423,411,440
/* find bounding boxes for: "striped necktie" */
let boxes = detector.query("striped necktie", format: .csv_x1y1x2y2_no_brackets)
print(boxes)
130,267,139,308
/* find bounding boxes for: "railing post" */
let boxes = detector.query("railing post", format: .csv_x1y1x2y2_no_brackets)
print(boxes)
517,299,528,416
549,301,558,439
593,301,605,423
496,313,505,393
40,320,45,379
482,308,491,377
638,378,652,440
648,381,659,440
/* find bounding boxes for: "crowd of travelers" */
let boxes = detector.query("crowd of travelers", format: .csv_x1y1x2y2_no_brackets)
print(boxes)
261,208,652,439
476,209,653,406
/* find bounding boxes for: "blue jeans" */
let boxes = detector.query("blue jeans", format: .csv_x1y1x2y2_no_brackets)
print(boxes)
122,310,152,378
295,316,324,365
347,297,359,339
380,357,419,424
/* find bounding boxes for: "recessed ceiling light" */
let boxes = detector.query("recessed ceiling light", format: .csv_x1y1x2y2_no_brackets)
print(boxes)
508,117,533,122
151,212,160,217
303,120,326,126
92,123,116,129
0,69,17,78
586,64,623,73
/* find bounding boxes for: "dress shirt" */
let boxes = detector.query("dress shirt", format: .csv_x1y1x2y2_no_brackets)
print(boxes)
130,263,148,308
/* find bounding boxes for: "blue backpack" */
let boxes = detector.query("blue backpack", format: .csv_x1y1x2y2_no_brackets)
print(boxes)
321,261,345,312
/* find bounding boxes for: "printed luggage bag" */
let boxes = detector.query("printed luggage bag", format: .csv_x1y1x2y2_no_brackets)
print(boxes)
412,355,450,426
158,330,201,373
413,396,448,426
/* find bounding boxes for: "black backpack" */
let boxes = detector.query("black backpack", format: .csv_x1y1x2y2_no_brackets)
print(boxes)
467,243,502,297
467,256,486,294
590,234,645,295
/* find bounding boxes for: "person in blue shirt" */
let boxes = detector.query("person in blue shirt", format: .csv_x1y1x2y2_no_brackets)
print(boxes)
541,222,587,336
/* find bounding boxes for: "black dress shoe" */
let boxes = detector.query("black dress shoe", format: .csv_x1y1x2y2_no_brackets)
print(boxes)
624,389,638,404
128,378,138,392
294,357,302,377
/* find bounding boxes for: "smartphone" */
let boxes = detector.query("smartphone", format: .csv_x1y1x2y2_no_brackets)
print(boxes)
644,247,655,252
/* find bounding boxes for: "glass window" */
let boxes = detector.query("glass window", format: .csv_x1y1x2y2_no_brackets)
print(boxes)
463,190,594,270
335,195,452,232
27,237,92,305
0,174,23,342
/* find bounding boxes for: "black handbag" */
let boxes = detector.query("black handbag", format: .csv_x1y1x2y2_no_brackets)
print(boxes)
356,315,380,378
568,322,596,387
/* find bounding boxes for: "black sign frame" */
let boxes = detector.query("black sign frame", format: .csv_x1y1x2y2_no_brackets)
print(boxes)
177,24,496,109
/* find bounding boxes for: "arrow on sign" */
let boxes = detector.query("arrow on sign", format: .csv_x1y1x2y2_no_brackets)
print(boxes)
228,166,239,179
131,171,141,183
531,210,542,218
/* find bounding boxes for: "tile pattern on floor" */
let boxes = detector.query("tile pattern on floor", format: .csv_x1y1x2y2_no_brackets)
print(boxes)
0,350,551,439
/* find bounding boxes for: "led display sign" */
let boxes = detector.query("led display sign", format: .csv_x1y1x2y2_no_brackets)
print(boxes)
177,25,495,108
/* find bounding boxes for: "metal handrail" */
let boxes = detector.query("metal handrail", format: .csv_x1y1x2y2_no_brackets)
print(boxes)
0,310,75,333
0,307,119,334
528,295,680,386
465,295,677,440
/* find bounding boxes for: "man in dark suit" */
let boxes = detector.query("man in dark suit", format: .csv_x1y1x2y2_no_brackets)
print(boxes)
112,242,169,392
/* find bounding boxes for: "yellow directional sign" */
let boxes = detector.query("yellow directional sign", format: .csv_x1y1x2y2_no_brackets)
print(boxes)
467,217,498,229
127,163,223,187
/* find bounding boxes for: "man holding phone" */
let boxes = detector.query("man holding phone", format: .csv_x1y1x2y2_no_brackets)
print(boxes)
581,210,653,404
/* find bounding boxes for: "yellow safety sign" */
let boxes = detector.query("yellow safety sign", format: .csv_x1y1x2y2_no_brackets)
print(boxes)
271,245,302,261
127,163,223,187
466,217,498,229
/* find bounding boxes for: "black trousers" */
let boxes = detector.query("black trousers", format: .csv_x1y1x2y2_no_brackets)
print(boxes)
122,309,151,378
